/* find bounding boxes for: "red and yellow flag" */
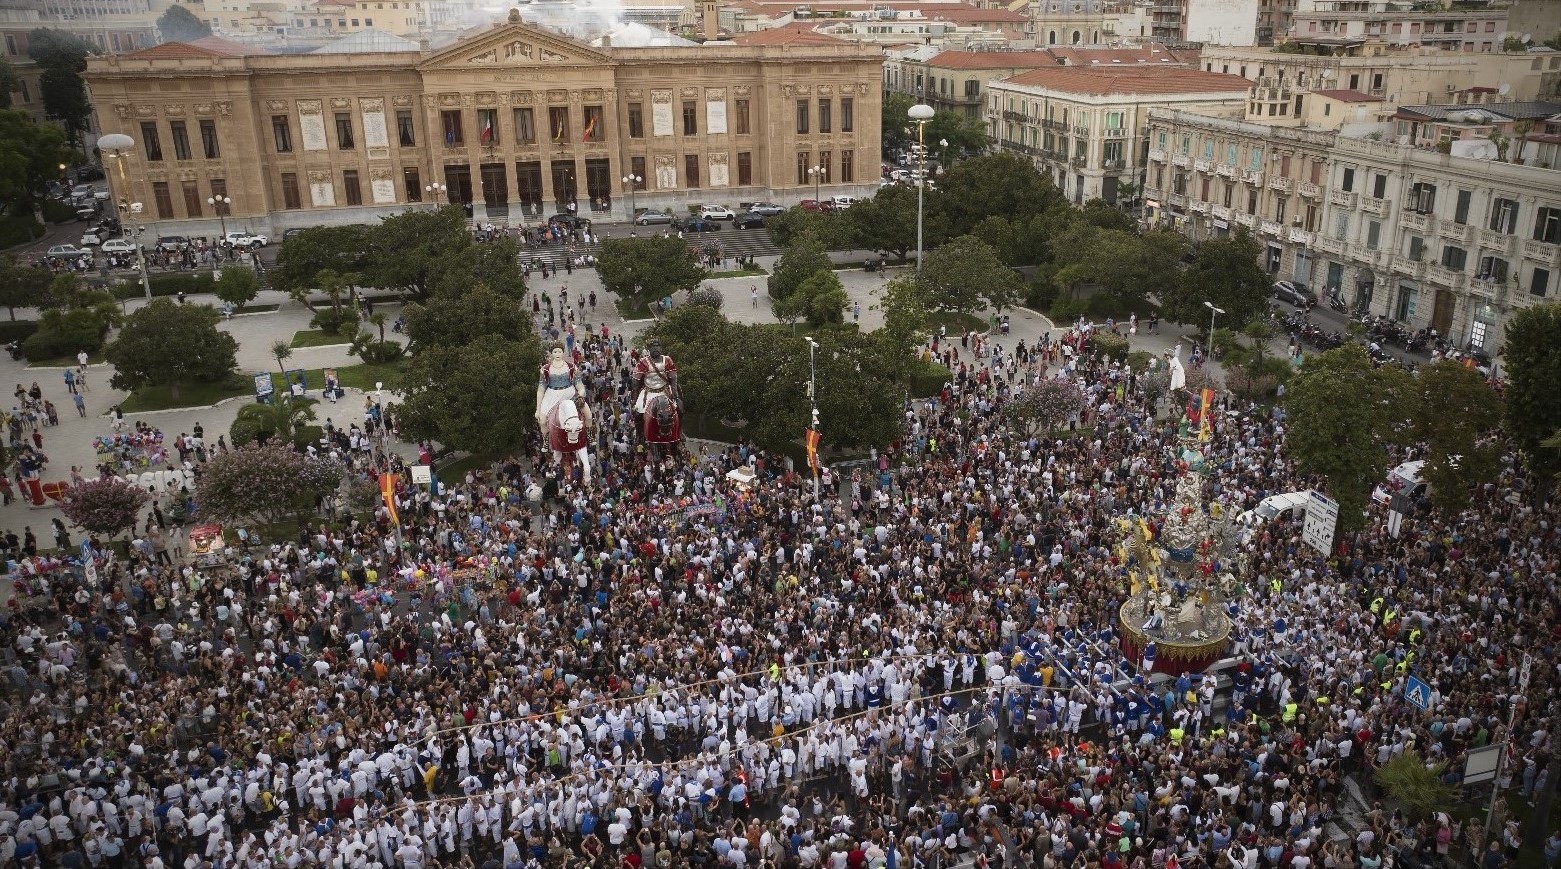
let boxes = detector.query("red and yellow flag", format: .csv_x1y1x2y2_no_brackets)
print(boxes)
1198,387,1216,440
581,115,598,142
380,472,400,526
805,429,821,472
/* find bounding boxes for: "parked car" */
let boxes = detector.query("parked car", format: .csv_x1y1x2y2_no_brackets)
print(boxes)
733,212,768,230
548,214,591,230
1271,280,1317,307
46,244,87,259
80,230,104,247
698,205,735,220
747,202,785,216
681,218,722,233
830,195,860,210
799,199,835,213
635,209,677,226
157,235,192,253
282,228,309,241
100,238,138,255
223,230,269,248
74,206,99,221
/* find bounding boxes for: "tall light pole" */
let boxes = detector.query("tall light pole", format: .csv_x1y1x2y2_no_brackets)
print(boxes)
424,182,447,207
908,103,935,274
207,195,231,243
622,173,642,220
805,336,820,504
809,164,823,205
97,133,152,301
1204,301,1225,351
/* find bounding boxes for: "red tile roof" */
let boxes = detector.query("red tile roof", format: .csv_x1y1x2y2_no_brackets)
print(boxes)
122,35,262,58
1046,45,1194,66
1000,66,1251,96
1312,88,1384,103
730,27,846,45
925,50,1057,70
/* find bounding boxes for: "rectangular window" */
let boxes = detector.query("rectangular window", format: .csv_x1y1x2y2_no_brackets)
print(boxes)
1409,236,1425,261
1226,143,1237,165
1247,188,1258,214
272,115,292,153
343,170,362,206
841,150,854,184
199,120,219,159
1477,256,1508,282
737,151,752,186
630,156,646,189
583,106,604,143
818,99,831,134
1203,141,1215,161
181,181,201,217
1275,196,1287,223
210,178,227,204
627,103,644,138
170,121,191,161
797,152,809,186
1532,267,1550,297
796,100,809,135
1534,206,1561,244
1373,173,1387,199
841,97,854,133
476,108,498,145
281,173,301,209
152,181,174,219
1441,245,1467,270
1342,167,1355,192
1454,189,1471,224
404,167,421,201
681,101,697,136
397,110,416,146
1249,147,1263,171
548,107,568,143
141,122,163,161
1488,197,1518,234
735,99,751,135
441,110,463,146
1366,220,1381,250
684,154,700,188
1408,181,1436,214
514,108,536,145
819,151,832,183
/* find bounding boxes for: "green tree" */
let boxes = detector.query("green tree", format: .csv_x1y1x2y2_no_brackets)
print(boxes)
931,152,1067,237
270,340,291,379
270,224,371,301
196,442,344,525
405,284,530,352
1502,303,1561,482
844,185,930,260
27,29,96,147
156,5,212,41
774,270,847,326
1163,229,1270,329
230,397,318,447
1407,360,1503,513
0,255,50,319
398,339,543,454
213,267,260,308
1284,344,1416,532
916,235,1023,313
1375,754,1459,822
104,299,238,398
0,58,20,110
0,108,75,213
765,207,853,248
360,205,473,301
767,230,834,301
881,92,916,156
923,108,991,166
595,234,706,302
1078,198,1137,232
429,237,528,299
1051,223,1184,311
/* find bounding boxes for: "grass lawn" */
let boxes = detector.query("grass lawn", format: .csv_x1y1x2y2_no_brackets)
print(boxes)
27,352,105,369
436,452,507,479
926,310,987,334
290,329,353,348
120,360,407,413
707,266,767,279
616,295,656,320
234,304,280,315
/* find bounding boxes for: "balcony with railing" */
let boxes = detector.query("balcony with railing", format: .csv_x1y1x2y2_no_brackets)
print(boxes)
1360,196,1389,217
1148,148,1166,163
1235,213,1256,227
1243,170,1264,186
1401,211,1431,233
1041,119,1066,131
1194,159,1212,173
1522,238,1559,263
1103,127,1130,139
1212,204,1231,220
1102,159,1126,173
1260,219,1283,235
1171,153,1191,168
1298,182,1322,199
1478,228,1515,255
1426,264,1465,290
1316,235,1345,255
1288,227,1314,245
1329,189,1356,208
1392,256,1426,279
1269,176,1294,193
1215,163,1236,178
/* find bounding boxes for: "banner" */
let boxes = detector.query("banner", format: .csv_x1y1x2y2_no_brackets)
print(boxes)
380,473,400,526
805,429,821,472
1198,387,1215,440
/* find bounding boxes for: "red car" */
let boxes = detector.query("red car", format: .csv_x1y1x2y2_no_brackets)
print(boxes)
799,199,836,213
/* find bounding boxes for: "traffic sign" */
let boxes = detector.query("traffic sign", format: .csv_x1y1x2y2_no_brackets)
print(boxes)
1404,675,1433,711
1302,490,1339,555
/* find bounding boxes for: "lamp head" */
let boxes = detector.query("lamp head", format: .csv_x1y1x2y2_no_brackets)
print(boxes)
98,133,135,152
907,104,934,121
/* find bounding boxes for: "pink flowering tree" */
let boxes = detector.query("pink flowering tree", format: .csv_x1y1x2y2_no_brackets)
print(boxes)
60,477,150,539
1005,376,1088,437
195,442,346,525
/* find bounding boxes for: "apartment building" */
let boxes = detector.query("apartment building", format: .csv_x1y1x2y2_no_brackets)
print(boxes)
987,66,1250,204
1287,0,1515,52
885,49,1061,118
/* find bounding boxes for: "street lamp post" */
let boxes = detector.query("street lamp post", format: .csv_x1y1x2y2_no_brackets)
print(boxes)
908,103,935,274
424,182,448,207
808,165,823,206
1204,300,1225,352
805,336,820,505
207,195,232,244
622,173,642,220
97,133,152,301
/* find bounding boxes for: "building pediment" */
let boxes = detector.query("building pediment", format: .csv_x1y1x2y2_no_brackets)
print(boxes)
419,20,616,70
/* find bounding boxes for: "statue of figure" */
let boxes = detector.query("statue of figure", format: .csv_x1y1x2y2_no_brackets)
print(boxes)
537,343,594,483
635,340,682,445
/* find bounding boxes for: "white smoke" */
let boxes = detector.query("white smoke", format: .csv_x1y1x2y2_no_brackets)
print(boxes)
466,0,632,41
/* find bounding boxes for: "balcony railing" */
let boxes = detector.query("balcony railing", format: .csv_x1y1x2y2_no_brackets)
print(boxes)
1298,181,1322,199
1329,189,1356,208
1438,222,1470,244
1522,238,1559,262
1401,211,1431,233
1148,148,1167,162
1360,196,1389,217
1479,228,1515,255
1260,219,1283,235
1269,176,1294,193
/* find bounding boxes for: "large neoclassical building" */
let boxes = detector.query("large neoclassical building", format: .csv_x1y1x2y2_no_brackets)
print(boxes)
84,12,884,236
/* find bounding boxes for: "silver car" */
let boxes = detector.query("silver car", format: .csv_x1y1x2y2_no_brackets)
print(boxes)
635,209,676,226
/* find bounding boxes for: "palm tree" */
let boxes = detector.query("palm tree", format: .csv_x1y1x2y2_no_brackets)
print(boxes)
370,311,388,342
233,397,318,446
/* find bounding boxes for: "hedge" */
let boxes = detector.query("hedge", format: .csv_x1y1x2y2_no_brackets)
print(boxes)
110,271,216,300
41,200,79,225
0,215,45,249
908,359,953,398
0,321,39,343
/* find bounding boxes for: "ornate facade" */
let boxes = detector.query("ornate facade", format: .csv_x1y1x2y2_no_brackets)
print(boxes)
84,14,883,236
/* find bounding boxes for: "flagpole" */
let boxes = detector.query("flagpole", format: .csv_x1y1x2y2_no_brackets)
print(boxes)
805,337,820,505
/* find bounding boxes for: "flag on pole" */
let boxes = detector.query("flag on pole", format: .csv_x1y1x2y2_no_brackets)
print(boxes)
581,115,598,142
380,472,400,526
805,429,821,472
1198,387,1216,440
479,115,494,144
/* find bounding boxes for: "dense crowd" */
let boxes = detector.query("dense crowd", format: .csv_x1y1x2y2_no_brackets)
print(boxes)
1,312,1557,869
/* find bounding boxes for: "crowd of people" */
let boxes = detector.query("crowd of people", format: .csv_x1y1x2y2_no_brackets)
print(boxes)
1,308,1556,869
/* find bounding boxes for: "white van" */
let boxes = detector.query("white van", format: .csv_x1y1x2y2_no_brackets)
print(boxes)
830,195,860,210
1235,491,1311,542
1373,460,1427,505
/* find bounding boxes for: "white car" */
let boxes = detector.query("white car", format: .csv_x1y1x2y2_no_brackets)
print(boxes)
80,230,104,246
830,195,860,210
100,238,138,255
698,205,735,220
223,231,269,248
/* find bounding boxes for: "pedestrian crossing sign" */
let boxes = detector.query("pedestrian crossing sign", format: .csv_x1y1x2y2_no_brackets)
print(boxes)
1404,675,1432,711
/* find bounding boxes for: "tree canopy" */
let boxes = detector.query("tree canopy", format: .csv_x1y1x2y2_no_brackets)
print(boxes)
404,284,531,353
595,234,707,301
1501,302,1561,482
27,29,96,147
156,5,213,42
0,255,50,319
104,299,238,397
931,152,1068,238
0,108,75,213
842,185,928,260
60,477,149,538
767,231,833,302
195,443,345,525
1162,229,1270,328
916,235,1023,314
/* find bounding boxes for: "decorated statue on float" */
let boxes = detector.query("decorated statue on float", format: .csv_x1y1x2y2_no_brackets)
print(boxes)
536,342,594,484
634,339,682,451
